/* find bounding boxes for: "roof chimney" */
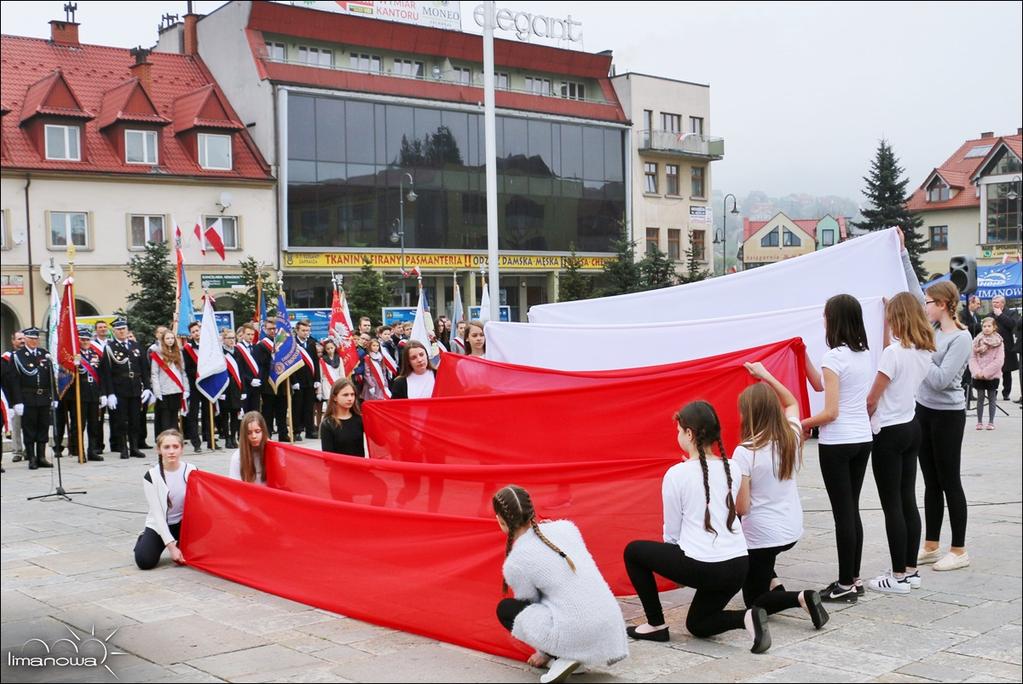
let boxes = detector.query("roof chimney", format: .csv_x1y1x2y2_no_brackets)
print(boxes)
183,13,199,56
980,131,994,138
130,46,153,93
49,20,80,47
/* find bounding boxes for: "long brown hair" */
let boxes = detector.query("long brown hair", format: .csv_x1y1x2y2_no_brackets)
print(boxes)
926,281,966,329
325,378,361,425
824,294,869,352
492,485,576,592
463,320,486,355
887,291,937,352
238,411,267,483
738,383,801,481
159,331,182,366
396,340,436,380
156,429,185,510
674,401,736,537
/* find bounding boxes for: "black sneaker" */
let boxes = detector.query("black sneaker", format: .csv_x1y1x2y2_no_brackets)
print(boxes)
820,581,858,603
855,581,864,596
802,590,830,629
749,607,771,654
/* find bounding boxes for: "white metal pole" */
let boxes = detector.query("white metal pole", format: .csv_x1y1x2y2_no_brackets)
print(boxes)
483,1,500,322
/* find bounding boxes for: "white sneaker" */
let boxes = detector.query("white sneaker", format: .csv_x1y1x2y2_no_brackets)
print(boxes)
917,548,942,565
868,572,911,594
905,571,922,589
934,551,970,571
540,658,581,684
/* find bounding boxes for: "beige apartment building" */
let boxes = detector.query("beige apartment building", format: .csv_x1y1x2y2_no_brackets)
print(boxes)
611,72,724,274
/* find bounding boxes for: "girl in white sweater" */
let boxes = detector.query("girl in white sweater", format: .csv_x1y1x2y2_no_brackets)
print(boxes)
134,429,197,570
494,485,628,684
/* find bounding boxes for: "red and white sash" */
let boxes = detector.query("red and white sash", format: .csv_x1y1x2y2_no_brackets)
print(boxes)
149,351,187,410
90,339,106,357
452,338,466,354
224,351,242,390
380,347,398,375
236,343,259,377
183,343,199,365
296,340,315,374
320,356,343,389
80,356,101,385
260,337,274,353
0,388,9,432
366,355,392,399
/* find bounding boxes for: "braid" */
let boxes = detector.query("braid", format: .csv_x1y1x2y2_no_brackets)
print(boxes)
530,519,577,574
697,440,717,537
494,489,520,593
719,439,738,533
159,459,171,512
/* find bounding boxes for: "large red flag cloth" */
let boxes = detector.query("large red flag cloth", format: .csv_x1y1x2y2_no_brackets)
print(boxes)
364,338,808,466
435,341,806,397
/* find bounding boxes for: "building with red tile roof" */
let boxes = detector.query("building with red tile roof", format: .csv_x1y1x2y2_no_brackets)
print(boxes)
739,212,849,269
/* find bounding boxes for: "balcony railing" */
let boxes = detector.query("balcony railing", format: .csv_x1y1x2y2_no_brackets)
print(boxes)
639,130,725,159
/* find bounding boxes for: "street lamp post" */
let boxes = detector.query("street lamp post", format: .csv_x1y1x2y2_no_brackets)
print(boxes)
714,193,739,275
390,172,416,306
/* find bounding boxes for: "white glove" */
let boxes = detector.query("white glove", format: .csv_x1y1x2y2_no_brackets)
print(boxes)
240,393,247,401
237,410,244,420
52,400,59,409
153,389,163,401
14,403,24,416
107,394,118,411
179,407,188,417
292,383,300,391
99,395,107,409
219,395,226,401
74,357,82,367
141,389,154,405
314,381,321,389
251,378,262,388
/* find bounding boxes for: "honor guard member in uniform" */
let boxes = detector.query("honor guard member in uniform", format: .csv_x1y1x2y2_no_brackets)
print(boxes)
90,321,110,453
252,318,279,437
103,319,152,459
235,324,262,415
2,340,23,473
3,330,28,461
182,321,212,452
11,327,54,469
292,319,320,441
218,328,242,449
54,326,106,461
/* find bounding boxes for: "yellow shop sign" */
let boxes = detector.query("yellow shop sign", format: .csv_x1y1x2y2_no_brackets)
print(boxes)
283,251,612,271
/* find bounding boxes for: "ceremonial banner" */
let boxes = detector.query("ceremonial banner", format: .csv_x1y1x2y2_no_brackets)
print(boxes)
528,228,906,324
196,296,230,402
269,294,303,390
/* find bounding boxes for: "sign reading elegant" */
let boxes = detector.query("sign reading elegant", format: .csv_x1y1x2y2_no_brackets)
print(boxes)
472,4,583,43
284,252,612,271
292,1,461,30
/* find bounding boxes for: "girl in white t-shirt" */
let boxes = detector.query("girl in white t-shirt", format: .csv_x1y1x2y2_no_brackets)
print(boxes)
624,401,771,654
865,292,936,593
734,363,829,630
802,294,874,603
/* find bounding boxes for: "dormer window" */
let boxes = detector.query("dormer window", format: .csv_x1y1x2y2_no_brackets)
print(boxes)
927,177,950,202
45,124,80,160
125,129,158,165
198,133,232,170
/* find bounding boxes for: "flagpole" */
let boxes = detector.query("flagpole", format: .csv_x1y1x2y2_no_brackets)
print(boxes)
68,244,85,464
280,270,294,443
203,288,217,451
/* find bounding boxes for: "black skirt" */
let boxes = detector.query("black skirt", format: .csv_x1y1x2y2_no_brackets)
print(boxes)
973,377,1000,391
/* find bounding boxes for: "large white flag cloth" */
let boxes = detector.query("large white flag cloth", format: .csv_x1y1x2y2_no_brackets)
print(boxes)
528,228,907,324
410,284,432,349
196,296,229,402
479,281,492,323
487,298,886,412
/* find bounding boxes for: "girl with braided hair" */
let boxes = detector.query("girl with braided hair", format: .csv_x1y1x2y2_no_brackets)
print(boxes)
493,485,628,683
624,401,772,654
134,429,197,570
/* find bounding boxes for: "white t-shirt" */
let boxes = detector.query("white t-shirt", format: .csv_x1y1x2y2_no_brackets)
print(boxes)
819,345,874,445
732,417,804,550
662,458,746,563
872,342,933,432
165,465,188,525
228,449,265,484
407,370,436,399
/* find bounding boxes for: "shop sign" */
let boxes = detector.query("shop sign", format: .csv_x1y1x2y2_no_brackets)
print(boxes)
472,4,582,43
283,252,612,271
2,274,24,295
292,1,461,30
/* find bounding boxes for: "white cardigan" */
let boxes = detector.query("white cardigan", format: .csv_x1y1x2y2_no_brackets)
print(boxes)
143,462,197,545
503,520,628,668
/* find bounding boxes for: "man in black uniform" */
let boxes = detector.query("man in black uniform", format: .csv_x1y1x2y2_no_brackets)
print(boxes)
3,330,28,462
11,327,54,469
292,319,320,441
252,318,278,436
2,339,23,473
235,323,262,415
53,326,106,462
102,319,151,459
182,321,213,452
218,328,242,449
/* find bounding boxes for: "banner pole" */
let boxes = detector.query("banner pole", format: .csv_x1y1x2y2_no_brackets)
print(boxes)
74,374,85,464
208,399,216,450
287,386,294,443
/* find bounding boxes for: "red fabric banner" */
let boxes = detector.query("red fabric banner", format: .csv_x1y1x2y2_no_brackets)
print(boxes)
364,338,808,465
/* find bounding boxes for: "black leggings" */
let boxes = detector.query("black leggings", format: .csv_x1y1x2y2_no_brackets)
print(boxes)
872,420,922,574
818,441,871,586
134,523,181,570
497,598,531,632
916,404,967,548
624,540,748,637
743,542,802,614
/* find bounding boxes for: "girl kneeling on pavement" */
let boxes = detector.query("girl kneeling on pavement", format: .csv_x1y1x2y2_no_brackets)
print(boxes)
624,401,772,654
134,429,197,570
494,485,628,683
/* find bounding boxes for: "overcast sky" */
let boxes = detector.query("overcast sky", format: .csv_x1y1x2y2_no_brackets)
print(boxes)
3,1,1021,202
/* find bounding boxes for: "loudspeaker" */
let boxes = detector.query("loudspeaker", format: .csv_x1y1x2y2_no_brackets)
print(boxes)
949,255,977,295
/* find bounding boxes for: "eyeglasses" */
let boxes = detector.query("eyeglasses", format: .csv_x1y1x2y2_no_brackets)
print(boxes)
924,300,936,305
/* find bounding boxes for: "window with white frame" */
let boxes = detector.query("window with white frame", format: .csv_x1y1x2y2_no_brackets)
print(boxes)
198,133,232,170
783,228,802,247
298,46,332,67
395,59,425,79
495,72,510,89
265,42,285,61
50,211,88,248
452,66,472,84
205,215,239,250
644,162,658,194
44,124,81,161
125,129,158,165
560,81,585,100
129,215,165,249
525,76,552,96
349,53,382,72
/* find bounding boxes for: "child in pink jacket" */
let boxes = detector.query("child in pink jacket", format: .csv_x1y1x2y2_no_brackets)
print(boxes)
968,317,1004,429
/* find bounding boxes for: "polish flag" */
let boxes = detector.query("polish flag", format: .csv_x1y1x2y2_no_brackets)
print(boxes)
193,217,226,260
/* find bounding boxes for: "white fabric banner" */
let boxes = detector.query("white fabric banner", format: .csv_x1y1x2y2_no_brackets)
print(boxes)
529,228,906,324
487,298,886,412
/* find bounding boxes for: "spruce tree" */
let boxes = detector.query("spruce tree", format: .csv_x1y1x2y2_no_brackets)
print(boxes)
559,243,592,302
639,246,676,291
124,240,175,348
853,139,928,274
347,257,391,326
680,230,711,284
228,257,279,327
601,228,642,296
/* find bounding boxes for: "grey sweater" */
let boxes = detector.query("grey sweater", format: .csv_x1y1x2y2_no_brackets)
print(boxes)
917,328,972,410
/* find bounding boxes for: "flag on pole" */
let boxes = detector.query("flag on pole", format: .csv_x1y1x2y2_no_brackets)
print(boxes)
478,274,492,323
328,283,360,377
205,217,227,261
269,293,303,390
196,294,230,402
253,276,262,324
452,275,464,325
47,275,61,380
410,279,432,348
193,217,206,256
55,276,80,399
174,223,195,336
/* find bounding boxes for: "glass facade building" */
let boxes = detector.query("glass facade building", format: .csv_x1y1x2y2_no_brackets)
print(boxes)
286,94,626,254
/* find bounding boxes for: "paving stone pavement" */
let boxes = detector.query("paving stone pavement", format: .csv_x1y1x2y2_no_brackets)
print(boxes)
2,399,1021,683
